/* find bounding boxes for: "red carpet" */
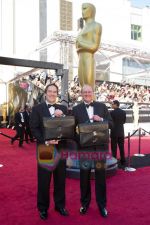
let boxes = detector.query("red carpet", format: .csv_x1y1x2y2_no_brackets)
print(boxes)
0,128,150,225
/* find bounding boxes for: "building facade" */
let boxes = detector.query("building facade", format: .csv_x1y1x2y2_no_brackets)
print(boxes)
0,0,150,84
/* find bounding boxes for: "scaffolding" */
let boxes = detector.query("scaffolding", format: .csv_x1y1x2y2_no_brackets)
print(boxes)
35,31,150,84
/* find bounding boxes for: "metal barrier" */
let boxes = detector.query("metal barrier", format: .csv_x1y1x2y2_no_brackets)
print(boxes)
0,131,34,142
124,132,136,172
134,128,145,157
124,127,149,172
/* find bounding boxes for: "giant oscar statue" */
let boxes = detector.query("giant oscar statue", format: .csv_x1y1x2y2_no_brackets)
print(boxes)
76,3,102,89
1,103,7,123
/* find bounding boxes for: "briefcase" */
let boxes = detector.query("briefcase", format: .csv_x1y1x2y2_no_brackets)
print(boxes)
78,121,109,147
43,116,75,140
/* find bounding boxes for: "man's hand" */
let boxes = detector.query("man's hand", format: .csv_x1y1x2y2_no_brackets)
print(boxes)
54,109,64,117
93,115,103,122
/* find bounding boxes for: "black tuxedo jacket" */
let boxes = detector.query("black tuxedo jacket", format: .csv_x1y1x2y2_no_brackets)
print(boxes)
14,112,25,127
110,108,126,137
24,111,30,127
72,101,113,151
30,102,67,144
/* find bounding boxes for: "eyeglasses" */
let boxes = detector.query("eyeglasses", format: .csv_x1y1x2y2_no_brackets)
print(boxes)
82,91,93,94
47,90,57,94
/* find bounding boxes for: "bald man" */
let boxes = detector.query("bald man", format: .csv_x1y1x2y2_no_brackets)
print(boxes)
73,85,113,217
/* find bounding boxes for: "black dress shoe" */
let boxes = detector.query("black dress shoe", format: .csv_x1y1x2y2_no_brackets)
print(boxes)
99,207,108,217
80,206,88,215
55,207,69,216
39,210,48,220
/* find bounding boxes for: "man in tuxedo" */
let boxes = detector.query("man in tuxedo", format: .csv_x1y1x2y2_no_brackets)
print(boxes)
11,106,26,147
30,84,69,220
24,105,34,143
110,100,126,166
73,85,113,217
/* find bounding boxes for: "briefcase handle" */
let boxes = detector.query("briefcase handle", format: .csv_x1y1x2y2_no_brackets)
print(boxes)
51,113,66,118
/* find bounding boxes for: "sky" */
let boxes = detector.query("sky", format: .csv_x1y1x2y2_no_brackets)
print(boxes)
131,0,150,8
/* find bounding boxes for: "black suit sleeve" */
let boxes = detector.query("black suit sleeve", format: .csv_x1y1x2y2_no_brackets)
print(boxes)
30,106,44,144
103,104,113,129
14,113,19,126
14,113,22,127
72,106,78,126
60,105,68,115
123,111,126,124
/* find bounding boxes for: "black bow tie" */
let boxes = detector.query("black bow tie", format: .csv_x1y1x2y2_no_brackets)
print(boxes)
48,104,56,108
85,102,94,108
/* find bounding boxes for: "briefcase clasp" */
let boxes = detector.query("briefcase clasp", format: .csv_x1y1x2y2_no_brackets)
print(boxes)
57,126,62,138
93,131,97,136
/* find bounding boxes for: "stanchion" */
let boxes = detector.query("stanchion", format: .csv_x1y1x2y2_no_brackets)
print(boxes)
124,132,136,172
134,128,145,157
0,131,35,142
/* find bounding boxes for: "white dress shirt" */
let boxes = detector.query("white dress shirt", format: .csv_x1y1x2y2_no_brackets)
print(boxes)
46,101,55,117
84,102,94,122
20,113,24,123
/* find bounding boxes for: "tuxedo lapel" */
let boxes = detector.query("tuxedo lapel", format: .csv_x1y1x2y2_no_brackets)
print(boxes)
81,102,90,122
93,101,98,115
42,102,52,117
93,102,104,117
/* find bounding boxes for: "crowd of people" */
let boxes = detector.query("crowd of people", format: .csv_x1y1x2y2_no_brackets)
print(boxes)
16,71,150,111
68,79,150,107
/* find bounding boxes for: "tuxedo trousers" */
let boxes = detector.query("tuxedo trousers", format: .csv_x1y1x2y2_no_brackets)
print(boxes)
37,159,66,211
111,136,126,163
80,159,106,210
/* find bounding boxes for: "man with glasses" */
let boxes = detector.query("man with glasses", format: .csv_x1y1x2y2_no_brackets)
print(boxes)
73,85,113,217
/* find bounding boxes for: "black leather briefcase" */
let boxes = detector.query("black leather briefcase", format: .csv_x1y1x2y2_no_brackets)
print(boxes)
43,116,75,140
78,121,109,147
